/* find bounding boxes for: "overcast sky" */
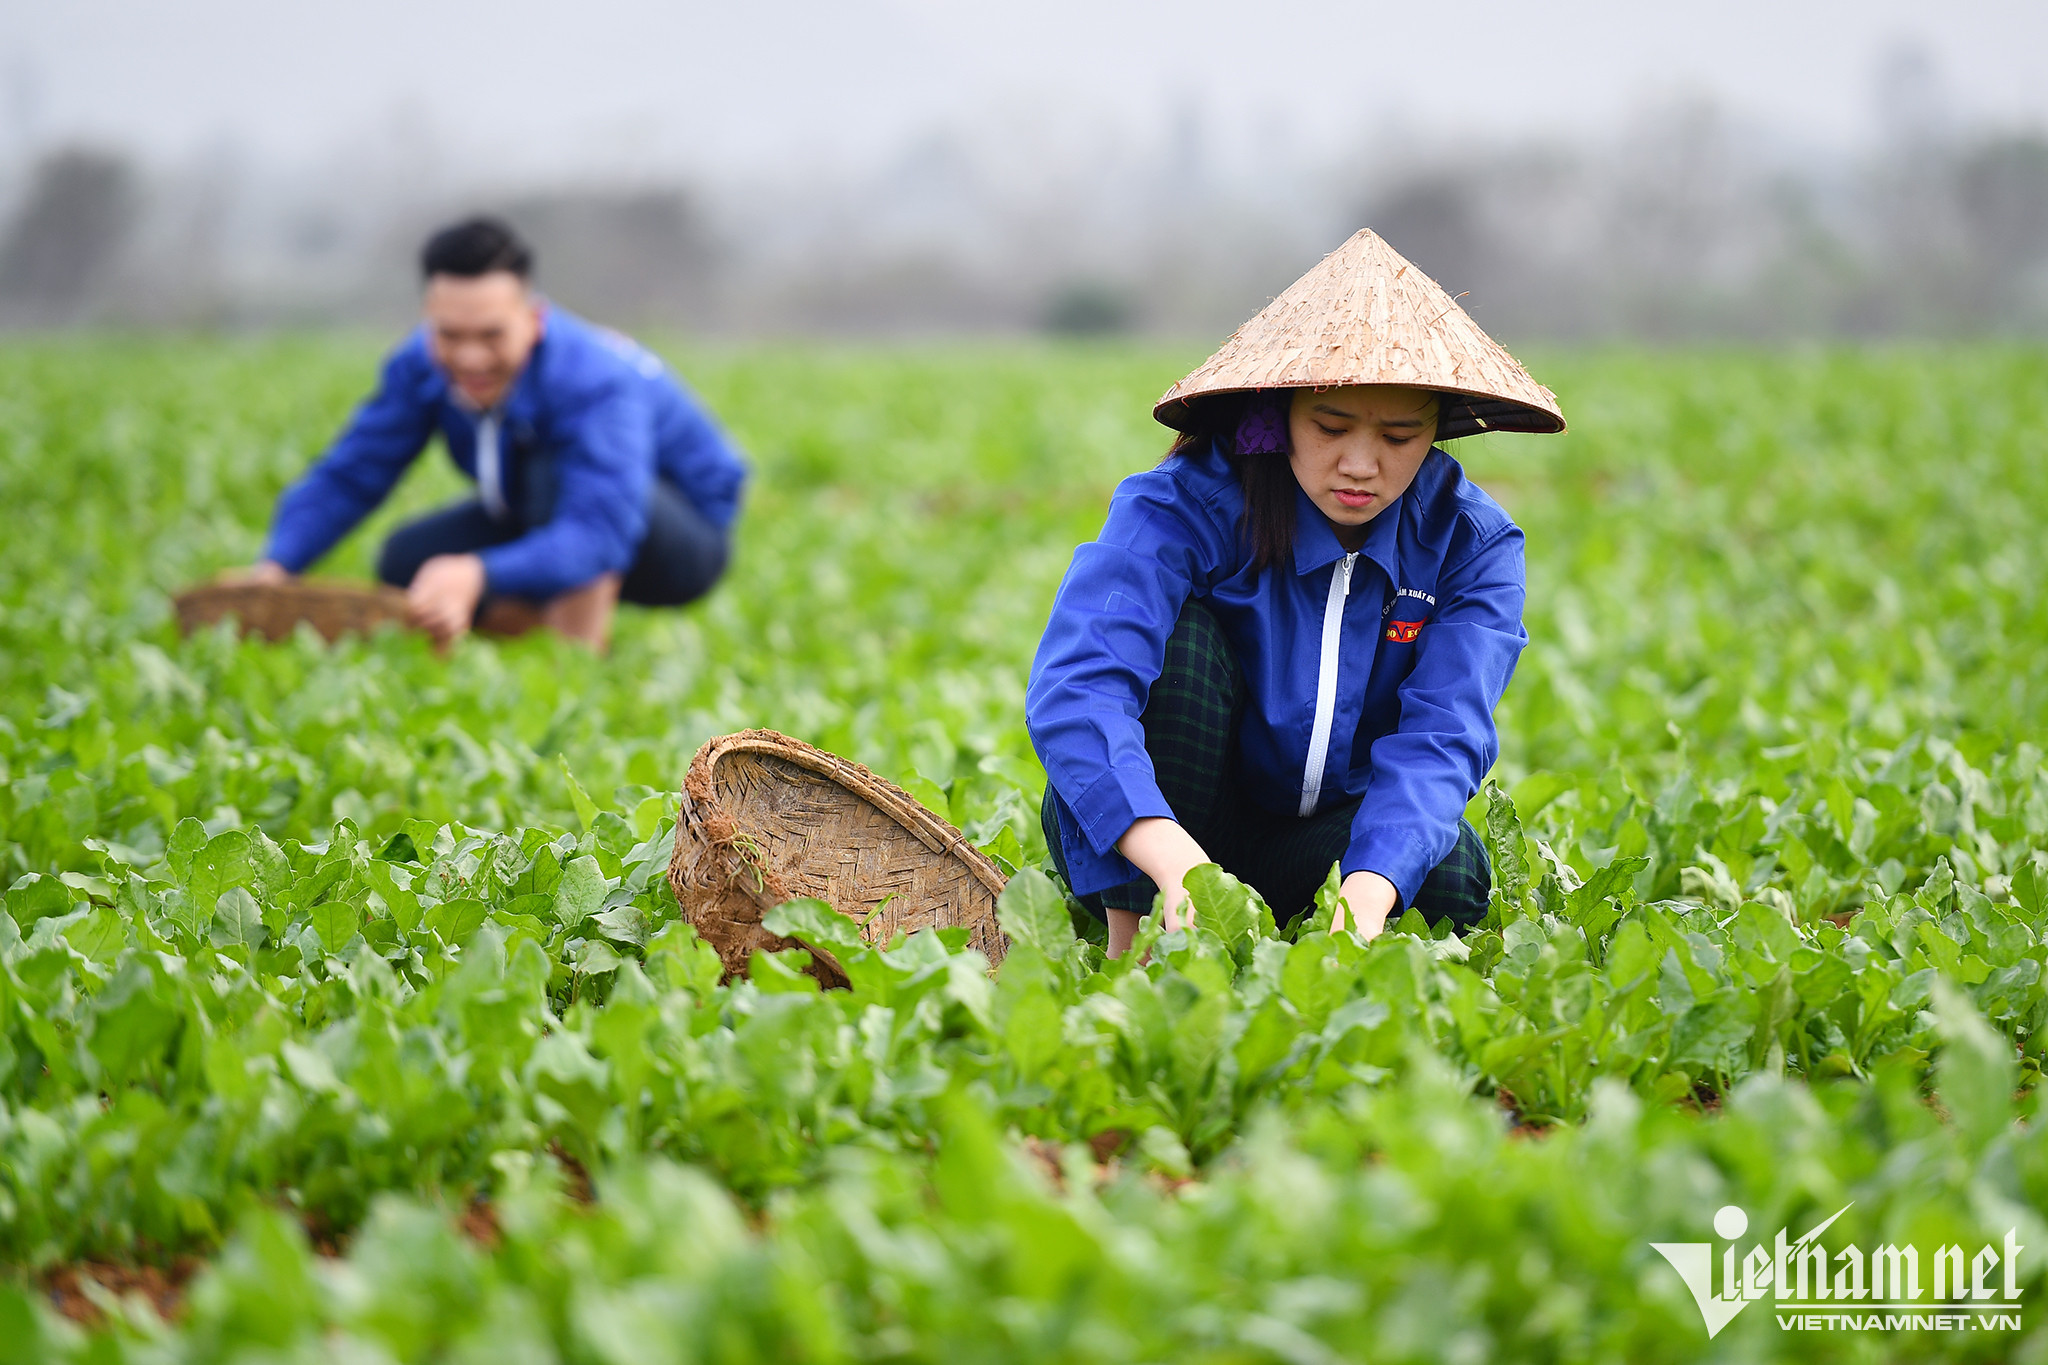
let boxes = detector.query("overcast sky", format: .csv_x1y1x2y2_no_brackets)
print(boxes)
5,0,2045,180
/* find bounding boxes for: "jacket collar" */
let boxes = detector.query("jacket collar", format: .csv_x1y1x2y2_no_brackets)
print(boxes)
1291,480,1404,585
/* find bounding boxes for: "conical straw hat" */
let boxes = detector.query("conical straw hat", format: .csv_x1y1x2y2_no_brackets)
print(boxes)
1154,228,1565,440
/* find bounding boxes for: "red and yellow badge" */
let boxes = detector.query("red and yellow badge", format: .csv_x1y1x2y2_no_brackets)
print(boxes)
1384,618,1427,643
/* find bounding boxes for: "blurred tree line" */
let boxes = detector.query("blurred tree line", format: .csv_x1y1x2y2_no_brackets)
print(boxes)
2,110,2045,340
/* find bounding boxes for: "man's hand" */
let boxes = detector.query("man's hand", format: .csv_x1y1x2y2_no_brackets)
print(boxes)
1332,869,1399,940
405,553,487,646
226,560,292,585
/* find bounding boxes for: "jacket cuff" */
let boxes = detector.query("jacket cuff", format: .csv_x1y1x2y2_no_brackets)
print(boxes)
263,534,315,575
1066,765,1175,858
476,544,551,601
1342,825,1439,910
1044,790,1138,898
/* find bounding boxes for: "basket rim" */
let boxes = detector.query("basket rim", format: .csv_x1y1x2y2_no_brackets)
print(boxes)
175,577,410,609
681,727,1007,900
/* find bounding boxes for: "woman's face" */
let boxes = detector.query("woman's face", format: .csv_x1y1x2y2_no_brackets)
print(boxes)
1287,385,1440,534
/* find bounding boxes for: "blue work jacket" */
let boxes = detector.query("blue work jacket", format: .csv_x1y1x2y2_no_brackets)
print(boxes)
263,308,748,599
1026,439,1527,907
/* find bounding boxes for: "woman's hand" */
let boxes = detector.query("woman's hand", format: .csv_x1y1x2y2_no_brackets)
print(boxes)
1110,817,1213,955
1333,869,1399,939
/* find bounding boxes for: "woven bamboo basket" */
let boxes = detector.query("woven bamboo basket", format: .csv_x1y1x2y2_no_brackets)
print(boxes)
668,728,1009,984
174,578,413,643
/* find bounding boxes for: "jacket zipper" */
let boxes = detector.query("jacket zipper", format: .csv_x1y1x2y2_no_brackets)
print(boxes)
1299,551,1357,816
477,411,508,521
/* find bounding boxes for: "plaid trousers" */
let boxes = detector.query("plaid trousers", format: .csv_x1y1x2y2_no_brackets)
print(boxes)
1042,597,1491,930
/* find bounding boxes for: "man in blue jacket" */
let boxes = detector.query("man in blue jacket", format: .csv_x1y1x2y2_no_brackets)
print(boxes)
248,217,748,649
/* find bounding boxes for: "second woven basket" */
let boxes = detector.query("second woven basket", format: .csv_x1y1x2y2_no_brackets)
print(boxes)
668,729,1008,984
174,578,413,643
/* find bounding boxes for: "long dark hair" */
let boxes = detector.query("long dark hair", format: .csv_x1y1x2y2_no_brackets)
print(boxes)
1166,396,1299,574
1168,387,1444,574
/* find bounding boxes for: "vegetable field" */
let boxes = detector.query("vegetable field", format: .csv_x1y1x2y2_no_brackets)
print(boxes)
2,339,2047,1362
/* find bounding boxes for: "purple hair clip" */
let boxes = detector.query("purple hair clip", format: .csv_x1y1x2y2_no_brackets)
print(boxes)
1234,392,1290,456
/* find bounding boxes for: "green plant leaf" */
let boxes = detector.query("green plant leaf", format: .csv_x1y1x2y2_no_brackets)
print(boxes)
423,896,488,945
763,897,868,957
63,903,127,965
553,855,608,931
185,829,255,914
2011,853,2048,918
560,756,599,832
997,866,1074,957
646,922,723,997
88,958,181,1085
212,886,265,949
1567,855,1648,932
1484,783,1532,915
901,772,952,820
590,900,650,949
310,898,362,954
1003,987,1064,1079
165,816,207,882
1932,976,2018,1152
5,872,74,928
1184,863,1265,954
362,858,422,933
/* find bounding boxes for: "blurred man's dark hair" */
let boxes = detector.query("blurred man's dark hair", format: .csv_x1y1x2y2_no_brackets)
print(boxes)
420,217,533,281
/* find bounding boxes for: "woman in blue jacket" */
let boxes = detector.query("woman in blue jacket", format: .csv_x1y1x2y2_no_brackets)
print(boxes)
1027,229,1566,955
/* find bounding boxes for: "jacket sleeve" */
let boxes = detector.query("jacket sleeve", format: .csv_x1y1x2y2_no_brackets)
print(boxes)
664,377,749,532
263,344,436,572
477,378,654,599
1343,521,1527,906
1025,469,1229,893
